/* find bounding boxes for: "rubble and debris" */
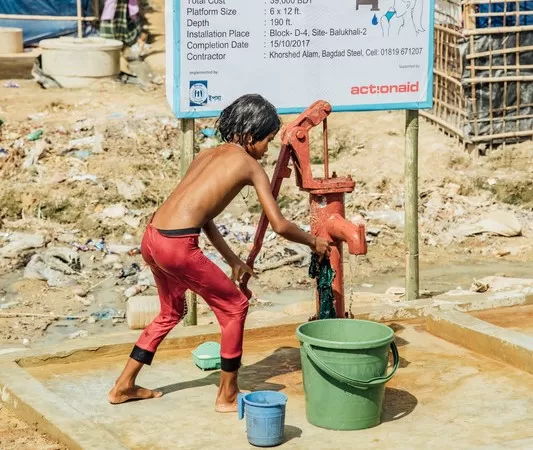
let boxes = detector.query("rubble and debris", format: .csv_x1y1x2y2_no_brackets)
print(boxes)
471,276,533,292
124,284,148,298
24,247,81,287
365,210,405,230
116,178,146,201
101,204,128,220
68,330,89,339
138,267,156,286
107,243,138,255
118,263,141,279
23,141,47,169
456,210,522,237
0,233,46,258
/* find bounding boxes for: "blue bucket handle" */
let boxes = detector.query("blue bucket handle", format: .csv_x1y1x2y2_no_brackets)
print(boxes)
238,393,245,420
303,341,400,390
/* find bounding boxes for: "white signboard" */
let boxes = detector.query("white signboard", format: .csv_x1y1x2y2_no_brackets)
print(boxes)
166,0,434,118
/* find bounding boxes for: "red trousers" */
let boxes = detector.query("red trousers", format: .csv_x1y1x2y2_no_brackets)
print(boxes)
130,223,249,371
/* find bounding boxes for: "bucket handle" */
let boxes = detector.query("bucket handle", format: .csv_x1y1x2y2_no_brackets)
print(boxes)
238,393,245,420
303,341,400,390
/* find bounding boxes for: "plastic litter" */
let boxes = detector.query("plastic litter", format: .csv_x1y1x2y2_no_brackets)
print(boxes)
71,150,92,160
69,174,98,183
365,210,405,230
77,237,106,252
91,307,118,321
200,128,217,138
118,262,141,279
3,81,20,88
26,129,44,141
217,224,230,236
458,210,522,237
0,148,7,158
68,330,89,339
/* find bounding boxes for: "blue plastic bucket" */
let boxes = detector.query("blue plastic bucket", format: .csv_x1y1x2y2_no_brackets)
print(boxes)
238,391,288,447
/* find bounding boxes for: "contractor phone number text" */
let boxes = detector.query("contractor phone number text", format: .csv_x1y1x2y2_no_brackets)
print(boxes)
380,47,424,56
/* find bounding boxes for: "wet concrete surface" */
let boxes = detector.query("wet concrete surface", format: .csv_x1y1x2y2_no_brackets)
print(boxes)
470,305,533,336
25,322,533,449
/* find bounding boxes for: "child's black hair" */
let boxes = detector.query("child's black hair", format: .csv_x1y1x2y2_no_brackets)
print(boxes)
216,94,281,146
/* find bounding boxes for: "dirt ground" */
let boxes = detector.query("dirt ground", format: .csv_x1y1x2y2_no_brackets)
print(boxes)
0,405,65,450
1,0,532,447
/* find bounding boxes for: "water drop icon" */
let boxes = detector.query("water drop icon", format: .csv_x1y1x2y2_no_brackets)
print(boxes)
372,14,378,26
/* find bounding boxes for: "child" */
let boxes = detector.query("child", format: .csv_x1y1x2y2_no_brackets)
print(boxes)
108,94,330,412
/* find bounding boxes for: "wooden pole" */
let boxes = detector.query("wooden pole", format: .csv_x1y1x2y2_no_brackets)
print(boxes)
405,110,419,301
181,118,198,326
76,0,83,38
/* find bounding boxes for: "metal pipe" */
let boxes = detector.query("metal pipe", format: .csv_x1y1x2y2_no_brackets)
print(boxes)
323,117,329,179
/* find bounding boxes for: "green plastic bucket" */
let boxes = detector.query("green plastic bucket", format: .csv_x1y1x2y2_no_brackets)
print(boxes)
296,319,399,431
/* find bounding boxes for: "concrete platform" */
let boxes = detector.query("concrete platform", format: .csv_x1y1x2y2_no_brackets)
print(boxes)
0,49,40,79
471,305,533,336
427,310,533,374
1,317,533,450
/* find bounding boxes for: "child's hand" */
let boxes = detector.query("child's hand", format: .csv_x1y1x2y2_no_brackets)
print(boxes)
231,260,258,283
311,237,331,257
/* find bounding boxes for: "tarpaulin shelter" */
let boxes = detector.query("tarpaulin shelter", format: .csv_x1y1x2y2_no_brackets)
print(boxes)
0,0,101,46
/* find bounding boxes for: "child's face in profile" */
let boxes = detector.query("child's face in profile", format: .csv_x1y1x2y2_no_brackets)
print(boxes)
247,131,278,160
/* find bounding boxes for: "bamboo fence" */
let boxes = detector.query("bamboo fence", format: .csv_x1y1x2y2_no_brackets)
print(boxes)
421,0,533,147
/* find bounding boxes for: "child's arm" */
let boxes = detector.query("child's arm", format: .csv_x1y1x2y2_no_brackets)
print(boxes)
202,220,240,265
202,220,257,282
249,162,330,256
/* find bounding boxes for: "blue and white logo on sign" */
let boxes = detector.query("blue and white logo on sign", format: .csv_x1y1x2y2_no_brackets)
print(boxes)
189,81,208,106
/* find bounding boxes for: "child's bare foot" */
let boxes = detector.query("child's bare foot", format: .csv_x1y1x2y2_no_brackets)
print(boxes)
215,399,238,413
108,385,163,405
215,389,250,413
215,369,244,413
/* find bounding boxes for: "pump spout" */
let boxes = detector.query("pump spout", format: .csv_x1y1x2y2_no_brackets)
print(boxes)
325,213,367,255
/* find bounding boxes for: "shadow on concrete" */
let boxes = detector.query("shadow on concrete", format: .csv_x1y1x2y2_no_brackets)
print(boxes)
283,425,303,444
381,387,418,422
156,346,301,395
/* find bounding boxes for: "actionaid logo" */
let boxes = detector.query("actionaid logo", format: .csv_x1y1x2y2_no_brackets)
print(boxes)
351,81,419,95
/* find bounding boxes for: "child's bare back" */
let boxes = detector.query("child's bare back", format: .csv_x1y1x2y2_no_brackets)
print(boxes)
152,143,259,230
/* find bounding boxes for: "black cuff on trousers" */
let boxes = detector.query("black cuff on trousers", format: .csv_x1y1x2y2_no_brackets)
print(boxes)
130,345,155,365
221,355,241,372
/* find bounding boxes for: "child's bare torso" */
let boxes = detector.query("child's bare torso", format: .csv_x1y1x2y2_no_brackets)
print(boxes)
151,143,255,229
